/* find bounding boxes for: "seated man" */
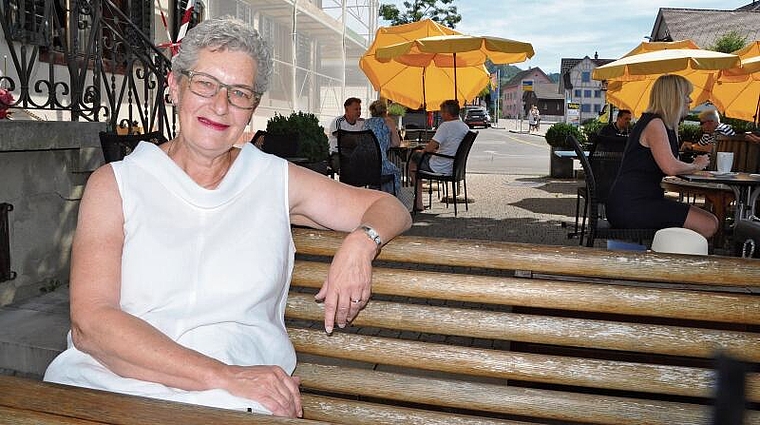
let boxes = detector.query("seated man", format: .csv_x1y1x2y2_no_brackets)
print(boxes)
409,99,470,211
682,109,735,152
599,109,632,137
327,97,365,170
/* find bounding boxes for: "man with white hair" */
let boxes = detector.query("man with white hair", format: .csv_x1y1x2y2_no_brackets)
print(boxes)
692,109,734,152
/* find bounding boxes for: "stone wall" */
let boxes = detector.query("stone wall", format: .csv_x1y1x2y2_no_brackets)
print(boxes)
0,121,106,305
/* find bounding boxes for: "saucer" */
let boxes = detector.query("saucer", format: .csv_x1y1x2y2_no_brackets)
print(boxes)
709,171,737,177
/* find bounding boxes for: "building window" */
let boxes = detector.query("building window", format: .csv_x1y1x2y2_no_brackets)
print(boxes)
581,104,591,113
594,104,601,113
584,89,592,98
574,89,581,98
594,90,601,98
582,71,590,83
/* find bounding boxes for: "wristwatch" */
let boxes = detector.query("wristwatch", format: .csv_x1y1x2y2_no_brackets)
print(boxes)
356,225,383,252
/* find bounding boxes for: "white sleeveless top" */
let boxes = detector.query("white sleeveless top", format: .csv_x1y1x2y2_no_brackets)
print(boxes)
44,142,296,414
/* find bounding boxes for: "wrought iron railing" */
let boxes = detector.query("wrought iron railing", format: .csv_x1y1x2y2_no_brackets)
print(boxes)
0,0,175,137
0,203,15,283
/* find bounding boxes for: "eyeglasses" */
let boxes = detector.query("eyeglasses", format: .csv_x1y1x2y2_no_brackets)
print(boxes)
180,70,260,110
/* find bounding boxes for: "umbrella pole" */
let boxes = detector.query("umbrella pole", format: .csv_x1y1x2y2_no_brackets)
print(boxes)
423,68,428,129
453,53,458,102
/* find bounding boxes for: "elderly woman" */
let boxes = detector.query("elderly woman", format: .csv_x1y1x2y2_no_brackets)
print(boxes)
43,17,411,418
606,74,718,239
363,99,401,194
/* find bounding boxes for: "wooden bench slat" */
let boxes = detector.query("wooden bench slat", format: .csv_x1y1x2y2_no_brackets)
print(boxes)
0,376,325,425
295,362,738,425
287,293,760,361
301,394,529,425
289,328,760,402
293,228,760,287
293,261,760,324
0,406,104,424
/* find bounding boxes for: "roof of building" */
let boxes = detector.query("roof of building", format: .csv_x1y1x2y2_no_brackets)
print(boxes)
650,5,760,48
503,67,552,87
559,56,615,78
534,83,563,100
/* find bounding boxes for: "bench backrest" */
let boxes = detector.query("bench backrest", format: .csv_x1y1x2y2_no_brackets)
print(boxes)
288,228,760,425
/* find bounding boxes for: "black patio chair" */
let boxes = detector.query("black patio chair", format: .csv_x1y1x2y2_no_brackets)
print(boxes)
99,131,168,163
251,130,301,160
337,129,396,195
567,135,657,248
571,134,626,243
414,130,478,216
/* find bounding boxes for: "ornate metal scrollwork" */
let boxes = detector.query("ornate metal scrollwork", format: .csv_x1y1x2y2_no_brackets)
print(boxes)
0,0,174,138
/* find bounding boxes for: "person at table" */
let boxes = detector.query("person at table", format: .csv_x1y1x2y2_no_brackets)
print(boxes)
599,109,632,137
327,97,365,171
606,74,718,239
43,17,411,419
363,99,401,194
409,99,469,211
680,109,734,153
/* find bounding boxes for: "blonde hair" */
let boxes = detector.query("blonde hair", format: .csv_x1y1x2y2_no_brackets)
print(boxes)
645,74,692,130
369,99,388,117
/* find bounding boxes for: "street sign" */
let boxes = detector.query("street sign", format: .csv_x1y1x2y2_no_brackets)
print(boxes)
567,102,580,125
521,80,534,92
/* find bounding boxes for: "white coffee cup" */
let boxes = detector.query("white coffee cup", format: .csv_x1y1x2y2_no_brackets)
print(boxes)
716,152,734,173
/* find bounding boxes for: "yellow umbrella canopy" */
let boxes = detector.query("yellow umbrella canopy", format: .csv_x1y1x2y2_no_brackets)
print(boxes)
374,34,533,107
593,43,740,117
711,41,760,123
622,40,700,56
360,20,492,109
375,34,534,68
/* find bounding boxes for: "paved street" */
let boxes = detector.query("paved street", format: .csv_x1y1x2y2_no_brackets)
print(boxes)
467,124,551,175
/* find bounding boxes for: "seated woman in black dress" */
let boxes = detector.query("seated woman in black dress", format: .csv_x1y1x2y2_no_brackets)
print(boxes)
606,74,718,239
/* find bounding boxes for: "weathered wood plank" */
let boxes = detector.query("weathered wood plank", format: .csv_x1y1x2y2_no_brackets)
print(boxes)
296,362,758,425
292,228,760,286
289,328,760,402
292,261,760,324
0,376,326,425
301,394,528,425
286,293,760,361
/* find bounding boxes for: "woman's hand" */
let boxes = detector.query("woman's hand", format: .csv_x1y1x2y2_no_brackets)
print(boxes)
221,365,302,418
315,230,376,333
693,154,710,171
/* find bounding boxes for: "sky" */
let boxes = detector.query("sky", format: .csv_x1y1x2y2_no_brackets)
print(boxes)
378,0,752,74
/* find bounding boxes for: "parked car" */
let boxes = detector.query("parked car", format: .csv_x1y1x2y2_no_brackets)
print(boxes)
462,107,490,128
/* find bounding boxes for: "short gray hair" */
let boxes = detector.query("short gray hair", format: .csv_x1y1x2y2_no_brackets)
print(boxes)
171,17,273,95
698,109,720,123
369,100,387,117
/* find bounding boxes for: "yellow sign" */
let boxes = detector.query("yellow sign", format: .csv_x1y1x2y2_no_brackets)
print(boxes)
522,80,534,92
567,102,580,109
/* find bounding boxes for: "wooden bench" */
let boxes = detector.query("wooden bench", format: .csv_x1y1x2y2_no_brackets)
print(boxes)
2,228,759,424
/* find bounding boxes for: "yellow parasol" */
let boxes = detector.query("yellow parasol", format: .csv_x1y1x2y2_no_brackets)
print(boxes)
593,42,740,117
374,34,533,104
360,20,492,110
711,41,760,124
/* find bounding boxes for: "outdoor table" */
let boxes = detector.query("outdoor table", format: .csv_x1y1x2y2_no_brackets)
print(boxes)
553,150,589,159
389,140,426,186
678,171,760,224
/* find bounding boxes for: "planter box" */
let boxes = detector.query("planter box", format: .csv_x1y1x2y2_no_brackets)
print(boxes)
550,146,574,178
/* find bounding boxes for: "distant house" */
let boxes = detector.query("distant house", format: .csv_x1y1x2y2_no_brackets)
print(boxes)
558,53,615,123
500,67,553,119
650,3,760,48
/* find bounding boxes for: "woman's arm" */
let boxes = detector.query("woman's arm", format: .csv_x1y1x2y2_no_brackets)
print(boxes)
639,118,709,176
384,116,401,147
69,166,301,417
288,164,412,333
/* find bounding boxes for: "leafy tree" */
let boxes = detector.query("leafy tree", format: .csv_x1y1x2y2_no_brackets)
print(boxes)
379,0,461,28
710,30,747,53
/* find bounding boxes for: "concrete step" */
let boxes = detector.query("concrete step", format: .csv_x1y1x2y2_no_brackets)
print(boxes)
0,288,69,378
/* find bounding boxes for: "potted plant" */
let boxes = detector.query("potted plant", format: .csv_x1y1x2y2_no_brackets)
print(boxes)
266,111,329,174
544,122,585,178
387,102,406,128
